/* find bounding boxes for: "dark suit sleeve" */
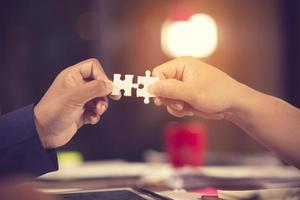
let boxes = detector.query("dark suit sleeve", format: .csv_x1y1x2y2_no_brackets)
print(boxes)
0,104,58,177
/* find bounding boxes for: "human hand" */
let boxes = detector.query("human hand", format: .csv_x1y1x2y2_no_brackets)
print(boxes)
34,58,113,149
150,57,300,169
149,57,243,119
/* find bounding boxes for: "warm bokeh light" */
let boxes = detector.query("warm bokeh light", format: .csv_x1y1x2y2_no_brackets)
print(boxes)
161,13,218,58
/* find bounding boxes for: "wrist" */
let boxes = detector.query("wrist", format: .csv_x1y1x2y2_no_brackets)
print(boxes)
224,83,263,123
33,104,50,149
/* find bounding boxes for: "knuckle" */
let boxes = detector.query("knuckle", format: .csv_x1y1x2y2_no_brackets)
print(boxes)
88,58,98,63
179,56,196,61
87,58,102,67
178,56,199,67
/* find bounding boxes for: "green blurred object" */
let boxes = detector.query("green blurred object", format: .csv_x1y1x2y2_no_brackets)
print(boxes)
57,151,83,168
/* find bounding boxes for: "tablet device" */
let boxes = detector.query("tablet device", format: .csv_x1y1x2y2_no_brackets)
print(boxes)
58,188,153,200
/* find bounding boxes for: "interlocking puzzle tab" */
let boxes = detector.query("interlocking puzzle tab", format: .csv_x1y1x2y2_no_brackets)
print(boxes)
112,74,137,96
112,70,159,104
136,70,160,104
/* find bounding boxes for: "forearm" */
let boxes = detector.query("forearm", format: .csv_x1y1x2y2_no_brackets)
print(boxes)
226,84,300,168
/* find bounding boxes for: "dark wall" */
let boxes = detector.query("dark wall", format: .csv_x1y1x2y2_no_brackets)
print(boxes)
0,0,175,161
282,0,300,108
0,0,96,111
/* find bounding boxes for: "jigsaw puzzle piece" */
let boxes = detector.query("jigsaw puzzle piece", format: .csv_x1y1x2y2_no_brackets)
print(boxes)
112,74,137,96
112,74,122,95
136,70,160,104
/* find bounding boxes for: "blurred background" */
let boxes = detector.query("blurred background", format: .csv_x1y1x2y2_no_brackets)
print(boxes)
0,0,299,163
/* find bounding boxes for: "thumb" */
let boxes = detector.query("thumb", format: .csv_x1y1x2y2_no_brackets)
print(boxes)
149,79,190,102
70,80,113,104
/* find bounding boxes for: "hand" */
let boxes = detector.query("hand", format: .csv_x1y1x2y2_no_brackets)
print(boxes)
149,56,242,119
150,57,300,169
34,58,113,149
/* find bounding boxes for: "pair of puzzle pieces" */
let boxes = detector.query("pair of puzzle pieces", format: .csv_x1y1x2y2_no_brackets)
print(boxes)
112,70,159,104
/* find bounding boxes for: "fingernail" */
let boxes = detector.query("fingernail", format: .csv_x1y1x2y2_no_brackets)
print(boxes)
155,99,163,106
100,104,107,114
174,103,184,110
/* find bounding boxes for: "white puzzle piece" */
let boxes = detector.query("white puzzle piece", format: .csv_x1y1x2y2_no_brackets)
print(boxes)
112,70,159,104
111,74,137,96
136,70,160,104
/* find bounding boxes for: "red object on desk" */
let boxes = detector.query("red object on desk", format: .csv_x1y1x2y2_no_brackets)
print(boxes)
164,122,206,167
189,187,218,196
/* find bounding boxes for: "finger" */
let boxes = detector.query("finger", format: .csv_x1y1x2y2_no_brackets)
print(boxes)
149,79,191,102
159,98,185,111
152,58,186,80
109,94,122,101
72,58,109,81
95,97,108,115
164,102,194,117
151,69,167,80
166,106,188,118
178,104,224,120
161,99,196,116
84,111,101,125
70,79,113,104
85,97,108,115
194,110,225,120
161,97,224,120
154,97,162,106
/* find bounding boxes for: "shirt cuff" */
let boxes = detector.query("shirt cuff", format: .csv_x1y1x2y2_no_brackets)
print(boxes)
0,104,58,176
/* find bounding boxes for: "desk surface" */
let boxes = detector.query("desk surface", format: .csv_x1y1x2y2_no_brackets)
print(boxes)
36,162,300,200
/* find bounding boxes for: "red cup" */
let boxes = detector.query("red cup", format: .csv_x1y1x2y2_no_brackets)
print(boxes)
164,122,206,167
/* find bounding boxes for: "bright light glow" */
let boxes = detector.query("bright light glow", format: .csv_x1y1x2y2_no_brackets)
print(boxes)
161,14,218,58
